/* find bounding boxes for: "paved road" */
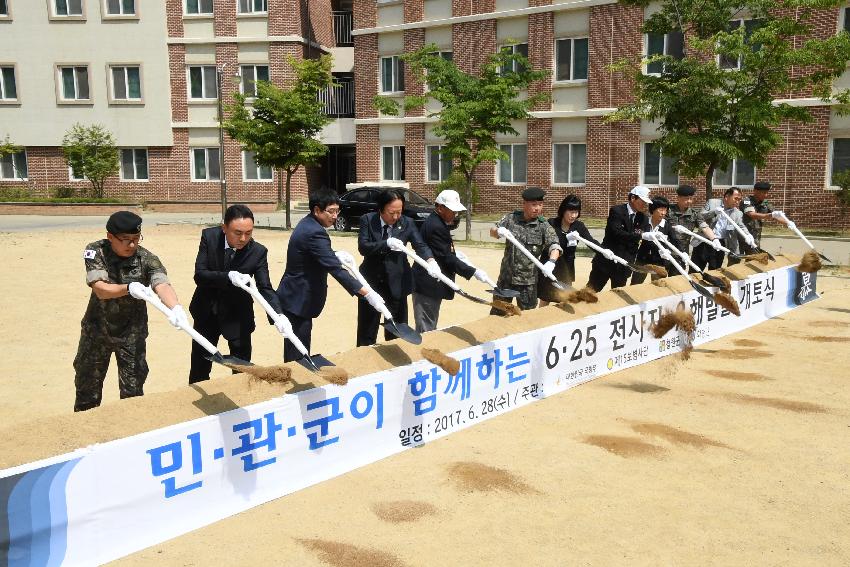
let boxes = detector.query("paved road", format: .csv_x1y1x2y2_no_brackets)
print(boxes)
2,211,848,264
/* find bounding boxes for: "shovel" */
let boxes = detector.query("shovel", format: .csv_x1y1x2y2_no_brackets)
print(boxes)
335,251,422,345
774,211,833,263
715,207,775,261
648,239,716,301
453,250,520,298
567,231,655,275
655,232,728,290
229,274,330,373
672,224,745,260
131,284,252,368
496,227,574,291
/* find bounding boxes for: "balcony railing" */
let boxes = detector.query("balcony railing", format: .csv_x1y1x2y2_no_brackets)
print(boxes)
333,11,353,46
319,79,355,118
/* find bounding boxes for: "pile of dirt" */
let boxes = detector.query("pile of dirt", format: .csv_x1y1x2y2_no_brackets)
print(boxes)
227,363,292,384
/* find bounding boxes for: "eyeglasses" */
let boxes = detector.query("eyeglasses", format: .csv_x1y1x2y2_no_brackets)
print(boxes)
117,234,143,246
323,207,340,216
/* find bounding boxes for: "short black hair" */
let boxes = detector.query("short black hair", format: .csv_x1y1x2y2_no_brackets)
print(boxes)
224,204,254,225
376,189,404,212
556,195,582,220
649,196,670,213
309,189,341,213
724,187,741,198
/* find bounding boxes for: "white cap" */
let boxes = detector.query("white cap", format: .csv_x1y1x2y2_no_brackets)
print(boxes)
435,189,467,212
629,185,652,204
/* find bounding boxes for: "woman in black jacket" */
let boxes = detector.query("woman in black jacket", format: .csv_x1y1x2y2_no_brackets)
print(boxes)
538,195,600,305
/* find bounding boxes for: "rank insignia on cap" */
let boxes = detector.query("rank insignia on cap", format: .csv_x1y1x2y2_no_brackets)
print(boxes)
83,249,96,259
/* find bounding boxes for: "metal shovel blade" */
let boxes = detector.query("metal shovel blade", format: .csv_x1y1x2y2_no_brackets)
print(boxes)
817,252,833,263
205,352,254,367
689,280,715,301
383,320,423,345
296,354,335,372
486,287,520,298
758,248,776,261
700,272,728,290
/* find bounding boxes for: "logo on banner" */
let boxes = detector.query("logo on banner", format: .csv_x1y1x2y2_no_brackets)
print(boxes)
794,271,818,305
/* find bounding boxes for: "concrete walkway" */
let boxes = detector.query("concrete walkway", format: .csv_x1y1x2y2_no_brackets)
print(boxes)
1,211,848,264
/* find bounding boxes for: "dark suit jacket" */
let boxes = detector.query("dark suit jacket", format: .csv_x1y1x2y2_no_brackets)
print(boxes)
276,214,362,319
412,212,476,300
596,203,650,264
635,218,681,265
358,211,434,300
189,226,281,340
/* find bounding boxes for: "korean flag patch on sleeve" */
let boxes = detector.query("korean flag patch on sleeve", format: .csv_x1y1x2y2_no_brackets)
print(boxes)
83,249,97,259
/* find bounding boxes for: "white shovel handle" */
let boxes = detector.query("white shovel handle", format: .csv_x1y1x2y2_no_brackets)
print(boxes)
656,233,701,273
335,251,395,321
567,231,630,268
673,225,731,253
499,228,558,282
651,240,689,280
391,244,462,292
136,286,219,356
715,207,751,243
454,250,498,289
232,276,311,359
776,211,816,250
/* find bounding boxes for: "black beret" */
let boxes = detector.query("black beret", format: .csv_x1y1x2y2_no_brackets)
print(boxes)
522,186,546,201
106,211,142,235
753,181,771,190
676,184,696,196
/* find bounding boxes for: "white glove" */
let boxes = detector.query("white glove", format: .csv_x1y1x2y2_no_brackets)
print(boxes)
786,221,796,231
473,268,489,283
711,238,723,251
336,250,356,268
602,249,616,262
273,313,293,336
640,231,656,241
540,260,556,279
744,235,756,248
565,232,578,247
426,259,443,279
496,226,511,239
771,210,785,220
363,289,385,310
228,271,251,288
128,282,148,300
168,305,189,329
386,237,405,252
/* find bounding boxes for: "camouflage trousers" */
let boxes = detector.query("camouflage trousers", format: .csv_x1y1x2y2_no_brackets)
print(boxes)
489,281,538,314
73,327,148,412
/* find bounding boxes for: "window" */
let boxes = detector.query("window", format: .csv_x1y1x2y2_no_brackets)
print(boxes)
240,65,269,97
843,7,850,33
380,56,404,93
719,19,762,70
498,144,527,184
0,66,17,101
58,65,91,101
243,151,272,180
0,0,9,17
192,148,220,181
188,65,217,99
645,31,684,75
426,145,453,182
553,143,586,184
830,138,850,184
69,165,86,180
0,150,27,180
121,148,149,180
555,38,588,81
110,65,142,101
105,0,135,15
500,43,529,75
237,0,267,13
381,146,405,181
185,0,213,14
53,0,83,16
642,142,678,185
713,158,755,186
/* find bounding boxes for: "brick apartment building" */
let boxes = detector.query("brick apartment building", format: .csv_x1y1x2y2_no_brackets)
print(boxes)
351,0,850,229
0,0,356,205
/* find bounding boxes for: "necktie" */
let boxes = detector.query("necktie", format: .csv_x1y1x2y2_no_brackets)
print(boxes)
629,213,635,226
224,248,236,269
382,225,389,240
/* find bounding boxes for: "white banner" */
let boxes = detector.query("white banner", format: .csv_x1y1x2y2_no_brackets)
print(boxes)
0,265,816,566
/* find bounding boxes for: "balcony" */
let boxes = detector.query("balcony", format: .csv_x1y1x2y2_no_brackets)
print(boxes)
333,11,353,47
319,76,355,118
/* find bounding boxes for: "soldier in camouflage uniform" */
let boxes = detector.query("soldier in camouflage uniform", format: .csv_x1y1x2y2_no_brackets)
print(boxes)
74,211,186,412
489,187,563,311
668,184,700,254
740,181,789,248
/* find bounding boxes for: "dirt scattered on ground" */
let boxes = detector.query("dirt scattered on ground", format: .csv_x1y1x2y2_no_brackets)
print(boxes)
227,363,292,384
446,461,535,494
708,348,772,360
609,382,670,394
582,435,666,458
297,538,408,567
723,393,828,414
796,250,822,273
809,321,850,328
704,370,769,382
422,348,460,375
630,422,729,449
732,339,766,348
318,367,350,386
809,336,850,343
371,500,439,523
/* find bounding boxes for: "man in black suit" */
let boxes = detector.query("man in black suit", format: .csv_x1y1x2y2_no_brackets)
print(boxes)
412,190,486,333
188,204,282,383
276,190,377,362
357,189,438,346
586,186,653,292
631,196,681,284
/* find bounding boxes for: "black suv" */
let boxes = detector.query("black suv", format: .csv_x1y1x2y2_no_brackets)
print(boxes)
334,186,433,231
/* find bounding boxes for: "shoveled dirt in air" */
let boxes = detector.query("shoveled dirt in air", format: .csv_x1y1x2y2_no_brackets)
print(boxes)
797,250,823,273
421,348,460,375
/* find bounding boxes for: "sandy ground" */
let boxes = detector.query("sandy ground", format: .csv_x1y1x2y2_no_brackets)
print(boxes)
1,225,849,565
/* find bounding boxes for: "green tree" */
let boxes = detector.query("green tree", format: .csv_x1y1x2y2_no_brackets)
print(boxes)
61,124,120,199
374,44,548,238
224,55,333,229
609,0,850,200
